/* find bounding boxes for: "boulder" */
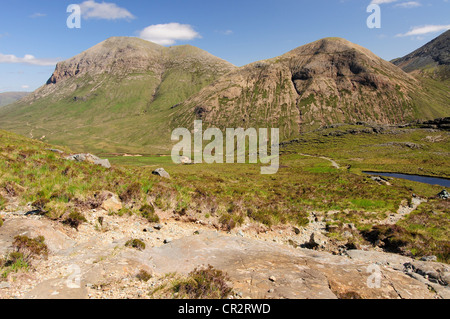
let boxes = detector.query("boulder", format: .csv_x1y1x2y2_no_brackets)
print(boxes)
152,168,170,179
100,192,122,213
438,190,449,200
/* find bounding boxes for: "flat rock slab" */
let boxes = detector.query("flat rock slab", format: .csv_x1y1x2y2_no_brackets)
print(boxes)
134,231,438,299
1,218,446,299
0,218,76,256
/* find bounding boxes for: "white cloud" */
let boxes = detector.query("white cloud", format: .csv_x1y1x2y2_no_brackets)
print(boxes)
370,0,421,6
370,0,398,4
139,23,201,45
396,24,450,37
30,13,47,18
79,0,135,20
21,85,30,89
0,53,61,66
394,1,421,8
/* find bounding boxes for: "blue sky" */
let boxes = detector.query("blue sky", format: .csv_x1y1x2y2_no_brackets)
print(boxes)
0,0,449,93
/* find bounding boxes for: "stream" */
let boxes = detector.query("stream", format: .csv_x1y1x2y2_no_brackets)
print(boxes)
363,172,450,187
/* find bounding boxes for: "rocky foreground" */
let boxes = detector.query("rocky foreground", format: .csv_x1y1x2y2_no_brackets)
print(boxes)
0,207,448,299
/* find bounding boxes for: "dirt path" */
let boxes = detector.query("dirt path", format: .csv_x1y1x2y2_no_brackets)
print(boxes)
299,153,341,169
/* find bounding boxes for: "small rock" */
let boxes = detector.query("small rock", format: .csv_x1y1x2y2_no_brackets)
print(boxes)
154,224,163,230
293,227,301,235
193,230,200,235
343,231,353,238
46,148,64,154
0,282,11,289
164,238,173,244
269,276,276,282
437,190,449,200
100,192,122,213
237,230,244,237
152,168,170,179
25,210,43,216
180,156,192,165
268,289,274,293
420,256,437,262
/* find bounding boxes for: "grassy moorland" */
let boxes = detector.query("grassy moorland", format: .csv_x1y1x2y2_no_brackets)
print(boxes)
0,125,449,261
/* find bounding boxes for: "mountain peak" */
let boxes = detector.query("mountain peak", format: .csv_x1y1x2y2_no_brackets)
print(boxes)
43,36,234,86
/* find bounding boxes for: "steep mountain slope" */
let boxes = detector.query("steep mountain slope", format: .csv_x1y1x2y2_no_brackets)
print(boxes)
0,92,29,107
171,37,447,139
0,37,235,153
391,30,450,120
392,30,450,74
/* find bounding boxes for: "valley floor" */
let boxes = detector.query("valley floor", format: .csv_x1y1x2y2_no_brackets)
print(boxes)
0,123,449,299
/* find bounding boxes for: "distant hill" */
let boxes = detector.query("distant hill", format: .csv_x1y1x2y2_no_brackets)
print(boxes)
392,30,450,80
0,92,29,107
0,36,448,154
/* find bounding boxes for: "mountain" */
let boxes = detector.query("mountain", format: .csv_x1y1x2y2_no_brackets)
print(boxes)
0,37,235,153
0,36,448,154
171,37,448,139
392,30,450,74
0,92,29,107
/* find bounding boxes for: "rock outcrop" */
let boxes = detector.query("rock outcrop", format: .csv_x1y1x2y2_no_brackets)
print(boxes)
65,153,111,169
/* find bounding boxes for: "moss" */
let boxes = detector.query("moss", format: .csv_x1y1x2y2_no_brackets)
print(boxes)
140,204,160,223
12,235,48,259
125,239,146,251
63,211,87,230
0,194,6,210
219,213,244,231
136,269,152,282
172,265,233,299
120,182,142,203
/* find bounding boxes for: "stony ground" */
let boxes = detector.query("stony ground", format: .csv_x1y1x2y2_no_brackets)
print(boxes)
0,204,449,299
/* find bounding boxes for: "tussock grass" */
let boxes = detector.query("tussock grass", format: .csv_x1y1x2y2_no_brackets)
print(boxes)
0,126,448,261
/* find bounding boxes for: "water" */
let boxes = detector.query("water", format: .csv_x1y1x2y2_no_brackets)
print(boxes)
363,172,450,187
